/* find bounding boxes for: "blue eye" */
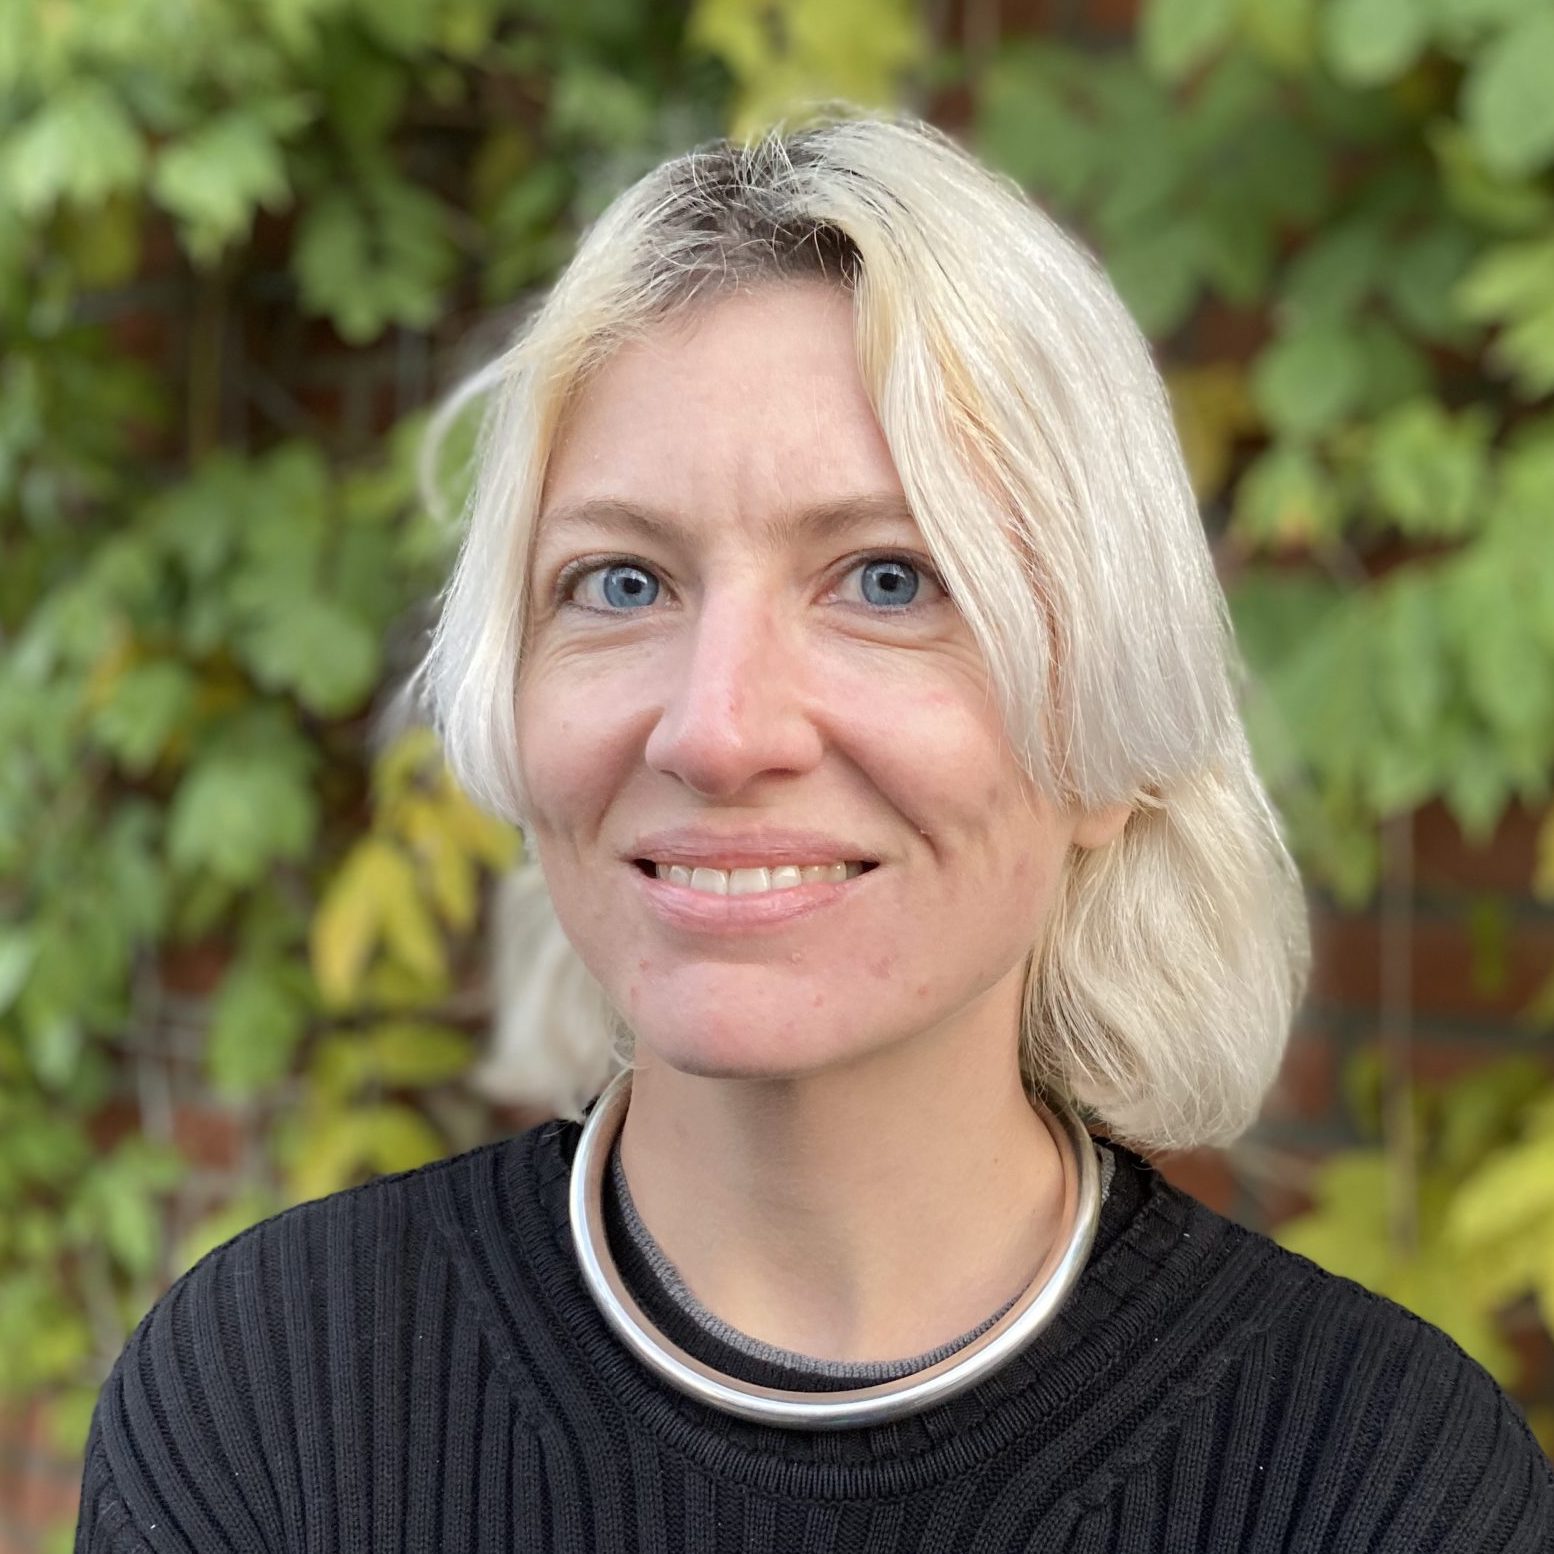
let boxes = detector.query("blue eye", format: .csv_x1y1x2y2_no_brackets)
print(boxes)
587,563,659,610
857,557,920,609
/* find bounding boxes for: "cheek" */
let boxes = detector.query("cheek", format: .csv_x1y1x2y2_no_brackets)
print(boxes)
514,659,628,821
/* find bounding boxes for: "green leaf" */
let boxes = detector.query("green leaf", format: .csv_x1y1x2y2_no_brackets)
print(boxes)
1455,239,1554,391
1351,316,1431,412
1373,573,1448,741
1232,444,1343,545
0,924,37,1017
173,1191,278,1275
1443,739,1512,841
1321,0,1431,84
99,1172,161,1276
168,749,319,886
1462,11,1554,178
1240,0,1319,71
236,595,380,717
151,111,294,264
21,1004,83,1092
293,176,457,344
1105,220,1204,336
1368,399,1491,537
208,956,310,1099
1280,215,1387,321
1436,1055,1547,1175
1434,0,1544,36
976,48,1099,208
1428,121,1554,234
88,660,197,776
1252,320,1369,435
1445,552,1554,740
1384,222,1480,344
1140,0,1236,82
0,82,146,216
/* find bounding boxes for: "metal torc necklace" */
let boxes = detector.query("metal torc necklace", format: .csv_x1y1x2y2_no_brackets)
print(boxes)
568,1066,1102,1431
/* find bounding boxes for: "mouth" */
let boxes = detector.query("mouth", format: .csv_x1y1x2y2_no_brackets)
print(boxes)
632,858,880,896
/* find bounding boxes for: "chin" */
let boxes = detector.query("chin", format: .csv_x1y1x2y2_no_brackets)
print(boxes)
630,1011,877,1085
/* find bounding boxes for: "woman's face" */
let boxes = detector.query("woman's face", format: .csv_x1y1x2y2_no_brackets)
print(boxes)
518,281,1121,1083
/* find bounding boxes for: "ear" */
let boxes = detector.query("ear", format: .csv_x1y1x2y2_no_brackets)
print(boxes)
1071,799,1132,851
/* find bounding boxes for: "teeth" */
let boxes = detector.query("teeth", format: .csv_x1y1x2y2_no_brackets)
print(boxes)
654,861,866,894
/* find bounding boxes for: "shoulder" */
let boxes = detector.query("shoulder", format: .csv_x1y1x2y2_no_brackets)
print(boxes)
77,1134,518,1551
1142,1164,1554,1550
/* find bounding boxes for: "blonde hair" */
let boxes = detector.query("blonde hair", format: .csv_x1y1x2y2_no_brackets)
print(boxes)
409,112,1310,1151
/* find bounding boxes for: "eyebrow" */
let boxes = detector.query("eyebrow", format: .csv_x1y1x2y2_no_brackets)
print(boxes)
533,492,920,556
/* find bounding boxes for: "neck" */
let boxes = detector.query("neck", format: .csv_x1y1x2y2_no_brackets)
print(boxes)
615,994,1069,1364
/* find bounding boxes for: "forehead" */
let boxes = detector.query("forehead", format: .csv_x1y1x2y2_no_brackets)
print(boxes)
537,282,908,543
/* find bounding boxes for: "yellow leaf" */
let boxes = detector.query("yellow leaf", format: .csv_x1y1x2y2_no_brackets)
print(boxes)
308,1029,375,1103
691,0,924,141
1168,364,1257,503
368,1021,474,1087
439,782,522,872
378,858,448,985
399,794,479,930
1387,1256,1520,1386
355,957,452,1007
311,837,435,1005
1445,1132,1554,1250
355,1102,445,1175
1536,1238,1554,1338
1527,1405,1554,1458
284,1103,371,1202
373,725,443,809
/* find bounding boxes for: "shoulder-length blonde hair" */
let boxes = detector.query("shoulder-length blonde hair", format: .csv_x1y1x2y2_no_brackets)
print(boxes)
409,112,1310,1152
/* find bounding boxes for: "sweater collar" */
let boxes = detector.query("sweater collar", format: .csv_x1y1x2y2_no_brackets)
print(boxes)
485,1104,1209,1496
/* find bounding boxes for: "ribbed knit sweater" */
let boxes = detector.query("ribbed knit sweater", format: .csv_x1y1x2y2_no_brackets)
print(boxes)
76,1108,1554,1552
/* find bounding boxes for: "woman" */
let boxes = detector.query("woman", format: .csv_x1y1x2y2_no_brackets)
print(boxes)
77,116,1552,1552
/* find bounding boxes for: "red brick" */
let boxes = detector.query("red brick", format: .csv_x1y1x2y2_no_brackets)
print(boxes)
1405,1039,1554,1087
1307,907,1554,1023
155,939,229,996
1154,1147,1237,1215
84,1097,140,1156
170,1103,245,1174
1414,799,1548,895
1262,1024,1340,1124
0,1399,79,1541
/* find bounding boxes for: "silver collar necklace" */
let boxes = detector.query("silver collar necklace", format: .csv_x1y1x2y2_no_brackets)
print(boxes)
568,1066,1102,1431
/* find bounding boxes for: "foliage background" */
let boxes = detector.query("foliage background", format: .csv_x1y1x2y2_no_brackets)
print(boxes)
3,0,1554,1545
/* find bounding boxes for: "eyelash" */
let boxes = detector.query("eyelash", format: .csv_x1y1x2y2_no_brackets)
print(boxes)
549,551,948,617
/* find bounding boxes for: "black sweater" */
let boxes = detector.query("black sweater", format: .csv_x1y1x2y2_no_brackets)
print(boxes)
76,1110,1554,1552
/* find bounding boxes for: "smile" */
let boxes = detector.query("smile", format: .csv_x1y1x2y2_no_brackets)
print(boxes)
630,856,881,935
634,860,876,895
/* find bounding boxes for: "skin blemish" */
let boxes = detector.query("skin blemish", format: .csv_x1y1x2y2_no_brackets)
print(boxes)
869,956,892,980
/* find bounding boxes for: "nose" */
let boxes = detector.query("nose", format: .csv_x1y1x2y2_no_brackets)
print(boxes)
642,585,824,799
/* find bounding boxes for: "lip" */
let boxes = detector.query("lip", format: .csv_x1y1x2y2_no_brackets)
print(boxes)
624,824,881,870
629,857,879,935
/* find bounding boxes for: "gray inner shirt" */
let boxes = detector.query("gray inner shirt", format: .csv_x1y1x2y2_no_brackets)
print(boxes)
607,1135,1116,1382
